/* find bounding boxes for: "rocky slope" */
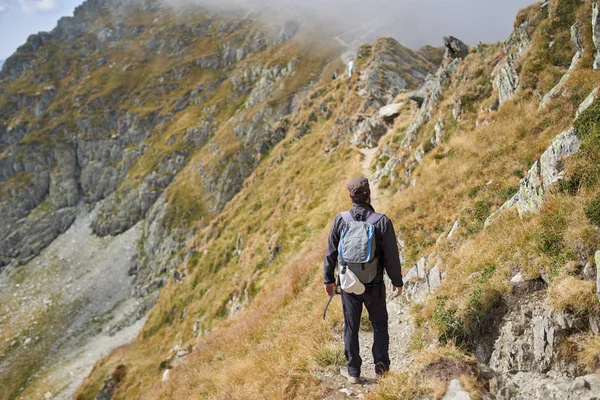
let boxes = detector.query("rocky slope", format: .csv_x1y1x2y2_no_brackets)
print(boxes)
0,0,441,398
71,0,600,397
2,0,600,399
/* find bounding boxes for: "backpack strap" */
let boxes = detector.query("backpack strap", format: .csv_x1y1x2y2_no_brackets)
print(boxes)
341,211,354,223
366,212,384,225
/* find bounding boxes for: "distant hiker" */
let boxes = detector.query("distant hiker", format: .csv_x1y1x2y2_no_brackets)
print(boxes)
347,60,355,78
323,177,403,383
332,70,339,80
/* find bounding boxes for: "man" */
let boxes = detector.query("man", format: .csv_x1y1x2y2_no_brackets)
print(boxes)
323,177,403,383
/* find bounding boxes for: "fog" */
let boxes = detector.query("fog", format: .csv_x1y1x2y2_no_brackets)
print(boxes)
169,0,535,48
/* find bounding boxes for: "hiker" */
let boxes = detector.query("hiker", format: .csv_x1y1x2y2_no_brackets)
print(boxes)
332,69,339,80
323,177,403,383
347,60,355,78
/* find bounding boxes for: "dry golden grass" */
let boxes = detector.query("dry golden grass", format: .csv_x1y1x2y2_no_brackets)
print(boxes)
549,277,600,315
576,333,600,370
74,2,600,399
370,344,480,400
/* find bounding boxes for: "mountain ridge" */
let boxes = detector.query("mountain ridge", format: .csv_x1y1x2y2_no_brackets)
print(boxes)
1,0,600,399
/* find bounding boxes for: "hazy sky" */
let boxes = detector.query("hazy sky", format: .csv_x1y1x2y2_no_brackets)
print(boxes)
0,0,535,60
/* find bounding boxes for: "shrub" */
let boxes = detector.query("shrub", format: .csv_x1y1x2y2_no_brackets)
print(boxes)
472,201,492,223
584,193,600,226
431,296,465,344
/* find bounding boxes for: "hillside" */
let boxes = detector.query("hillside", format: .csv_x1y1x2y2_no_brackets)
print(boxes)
2,0,600,399
0,0,442,398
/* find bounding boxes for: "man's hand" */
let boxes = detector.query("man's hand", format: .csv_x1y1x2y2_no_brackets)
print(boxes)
324,283,337,296
392,285,403,299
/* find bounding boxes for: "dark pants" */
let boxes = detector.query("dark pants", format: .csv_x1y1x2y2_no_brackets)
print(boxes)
341,283,390,377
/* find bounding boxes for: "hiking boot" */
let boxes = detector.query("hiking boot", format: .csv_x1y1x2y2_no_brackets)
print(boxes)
375,361,389,379
340,367,360,384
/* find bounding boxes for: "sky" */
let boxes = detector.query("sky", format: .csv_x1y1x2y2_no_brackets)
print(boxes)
0,0,535,61
0,0,83,59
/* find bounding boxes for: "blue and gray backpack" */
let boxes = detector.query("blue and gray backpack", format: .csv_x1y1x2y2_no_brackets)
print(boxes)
338,211,384,284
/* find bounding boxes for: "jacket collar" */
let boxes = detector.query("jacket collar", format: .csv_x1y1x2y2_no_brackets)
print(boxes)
352,202,375,212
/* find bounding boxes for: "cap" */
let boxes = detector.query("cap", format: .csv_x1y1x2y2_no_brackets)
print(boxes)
347,177,370,199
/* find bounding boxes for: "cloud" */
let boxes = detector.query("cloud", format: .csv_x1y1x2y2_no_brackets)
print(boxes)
166,0,534,48
0,0,7,12
19,0,58,13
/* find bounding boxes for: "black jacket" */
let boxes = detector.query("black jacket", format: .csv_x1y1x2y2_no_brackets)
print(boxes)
324,203,403,287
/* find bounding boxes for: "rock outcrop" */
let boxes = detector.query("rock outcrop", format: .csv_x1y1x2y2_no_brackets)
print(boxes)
357,38,440,112
593,2,600,70
540,22,584,109
492,21,531,106
486,87,598,226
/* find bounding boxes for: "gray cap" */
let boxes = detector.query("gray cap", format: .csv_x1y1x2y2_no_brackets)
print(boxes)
348,177,370,198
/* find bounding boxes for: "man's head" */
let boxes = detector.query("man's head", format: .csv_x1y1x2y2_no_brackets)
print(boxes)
347,177,370,204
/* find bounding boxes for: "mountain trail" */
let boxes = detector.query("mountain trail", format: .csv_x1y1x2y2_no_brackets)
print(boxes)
315,147,414,399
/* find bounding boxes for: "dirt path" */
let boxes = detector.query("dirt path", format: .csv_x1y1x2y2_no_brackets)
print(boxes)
316,148,414,398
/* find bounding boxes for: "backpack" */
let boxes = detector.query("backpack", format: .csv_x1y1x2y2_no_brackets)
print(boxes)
337,211,384,285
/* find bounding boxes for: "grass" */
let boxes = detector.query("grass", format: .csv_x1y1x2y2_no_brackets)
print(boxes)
549,276,600,316
7,0,600,398
370,344,480,400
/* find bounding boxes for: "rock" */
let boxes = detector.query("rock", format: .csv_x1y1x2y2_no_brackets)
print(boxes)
176,349,190,358
409,278,430,304
447,221,460,238
268,232,281,264
443,37,469,59
517,127,581,215
593,2,600,70
378,103,404,122
511,273,524,283
44,392,52,399
173,271,185,283
489,87,594,222
428,264,442,290
492,60,520,106
417,257,427,279
540,22,584,109
596,250,600,301
577,87,599,117
414,146,425,164
489,293,586,374
571,376,591,391
161,369,170,382
492,21,531,107
357,38,434,111
339,388,352,396
351,114,388,148
442,379,471,400
405,87,427,107
404,266,419,282
581,261,596,281
401,57,462,149
452,98,462,122
434,119,444,146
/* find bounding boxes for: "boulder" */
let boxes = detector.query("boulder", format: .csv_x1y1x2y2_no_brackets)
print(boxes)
350,115,388,148
378,103,404,122
443,36,469,59
404,87,428,107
